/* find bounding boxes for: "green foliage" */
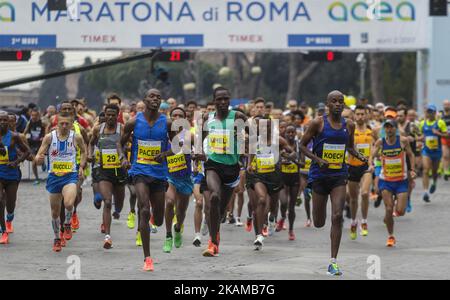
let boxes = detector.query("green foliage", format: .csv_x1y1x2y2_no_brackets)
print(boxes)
38,51,67,108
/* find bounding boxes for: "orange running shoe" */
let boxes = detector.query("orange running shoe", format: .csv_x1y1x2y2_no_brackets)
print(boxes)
276,219,285,232
6,221,13,234
386,236,396,247
202,240,219,257
262,225,269,237
143,257,154,272
64,224,73,241
288,230,296,241
53,239,62,252
245,218,253,232
0,233,9,244
71,213,80,231
100,224,106,234
59,232,66,247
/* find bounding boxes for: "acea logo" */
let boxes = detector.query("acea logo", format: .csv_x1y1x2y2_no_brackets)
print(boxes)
0,1,15,22
329,1,415,22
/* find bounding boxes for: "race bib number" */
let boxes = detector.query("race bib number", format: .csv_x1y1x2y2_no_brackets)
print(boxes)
322,144,346,170
425,136,439,150
102,149,120,169
300,157,312,172
384,158,403,178
208,129,231,154
282,163,298,174
0,147,8,165
51,161,74,176
137,140,161,165
167,153,187,173
357,143,371,158
256,154,275,174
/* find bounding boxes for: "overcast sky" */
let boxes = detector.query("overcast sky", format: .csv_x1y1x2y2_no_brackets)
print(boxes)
0,51,122,90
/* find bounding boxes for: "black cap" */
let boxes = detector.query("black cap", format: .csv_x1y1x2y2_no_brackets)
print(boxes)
384,119,397,128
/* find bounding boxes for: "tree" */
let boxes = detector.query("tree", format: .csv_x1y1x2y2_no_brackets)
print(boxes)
369,53,385,103
38,51,67,108
77,57,103,111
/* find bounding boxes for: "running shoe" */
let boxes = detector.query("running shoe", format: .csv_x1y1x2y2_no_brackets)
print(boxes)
71,213,80,231
201,219,209,236
386,236,396,247
174,230,183,248
423,193,430,203
276,219,285,232
235,218,244,227
360,223,369,237
63,224,72,241
5,221,13,234
127,212,136,229
143,257,154,272
253,235,264,251
327,263,343,276
163,237,173,253
288,230,296,241
296,196,303,207
0,233,8,244
245,218,253,232
59,232,66,247
193,235,201,247
227,214,236,224
112,212,120,220
136,231,142,247
406,199,412,213
93,193,102,210
262,225,269,237
430,183,437,195
53,239,62,252
268,216,276,236
202,240,219,257
305,219,312,228
350,224,357,240
374,195,383,208
150,216,158,234
103,236,113,249
33,180,40,186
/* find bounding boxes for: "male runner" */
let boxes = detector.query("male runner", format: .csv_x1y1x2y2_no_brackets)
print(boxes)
419,105,448,202
201,87,248,257
300,91,367,276
0,112,31,244
89,104,126,249
119,88,172,271
347,105,377,240
369,119,416,247
35,113,86,252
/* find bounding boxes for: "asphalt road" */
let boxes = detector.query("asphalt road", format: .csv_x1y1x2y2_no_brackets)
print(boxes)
1,177,449,280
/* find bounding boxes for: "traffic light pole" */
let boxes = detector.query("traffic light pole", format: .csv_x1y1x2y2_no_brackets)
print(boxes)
0,50,158,90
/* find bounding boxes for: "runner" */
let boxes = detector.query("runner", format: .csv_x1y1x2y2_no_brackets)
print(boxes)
35,113,86,252
161,107,193,253
201,87,248,257
119,88,172,271
278,125,303,240
24,108,46,185
419,105,448,203
0,111,31,244
300,90,367,276
89,104,126,249
369,119,416,247
91,112,105,211
347,105,377,240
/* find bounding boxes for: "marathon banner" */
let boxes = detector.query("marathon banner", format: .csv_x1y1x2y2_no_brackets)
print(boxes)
0,0,428,50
